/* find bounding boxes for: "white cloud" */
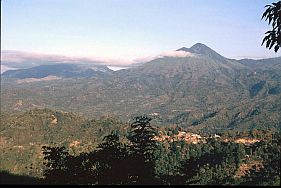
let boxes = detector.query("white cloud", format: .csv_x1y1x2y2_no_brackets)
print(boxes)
133,55,158,63
131,50,195,64
0,49,196,69
159,50,195,58
1,50,135,66
107,66,131,71
1,65,18,74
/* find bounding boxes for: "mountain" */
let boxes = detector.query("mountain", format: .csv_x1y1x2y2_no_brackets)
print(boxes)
238,57,281,71
1,43,281,133
177,43,228,62
109,44,280,131
2,63,113,79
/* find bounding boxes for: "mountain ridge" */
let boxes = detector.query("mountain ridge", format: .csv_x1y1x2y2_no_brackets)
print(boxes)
2,63,113,79
1,43,281,133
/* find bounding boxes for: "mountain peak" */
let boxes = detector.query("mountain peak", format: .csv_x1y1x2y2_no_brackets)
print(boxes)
177,43,226,61
190,43,211,50
177,43,214,53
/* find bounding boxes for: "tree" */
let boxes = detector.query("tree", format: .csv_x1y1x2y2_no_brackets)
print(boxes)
235,144,246,168
240,138,280,186
128,115,156,156
92,132,131,184
42,146,70,184
127,115,159,184
261,1,281,52
42,146,96,184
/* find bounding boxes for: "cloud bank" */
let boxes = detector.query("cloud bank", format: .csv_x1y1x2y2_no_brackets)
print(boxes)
1,50,136,66
159,50,195,58
132,50,195,64
1,50,196,71
1,50,104,64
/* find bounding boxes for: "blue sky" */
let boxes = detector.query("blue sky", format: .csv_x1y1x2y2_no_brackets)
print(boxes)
1,0,280,63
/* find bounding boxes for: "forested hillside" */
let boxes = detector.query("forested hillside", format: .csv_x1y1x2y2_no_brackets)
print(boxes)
0,109,280,185
1,44,281,133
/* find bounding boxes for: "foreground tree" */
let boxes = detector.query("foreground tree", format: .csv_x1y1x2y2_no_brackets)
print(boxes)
261,1,281,52
41,115,160,185
91,132,131,184
42,146,95,184
127,115,159,184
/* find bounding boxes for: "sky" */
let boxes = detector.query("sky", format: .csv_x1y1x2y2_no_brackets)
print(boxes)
1,0,280,64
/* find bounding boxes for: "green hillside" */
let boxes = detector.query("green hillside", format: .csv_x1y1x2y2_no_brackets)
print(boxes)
1,44,281,133
0,109,279,185
0,108,129,177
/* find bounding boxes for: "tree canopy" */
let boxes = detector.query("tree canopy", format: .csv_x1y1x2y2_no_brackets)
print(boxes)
261,1,281,52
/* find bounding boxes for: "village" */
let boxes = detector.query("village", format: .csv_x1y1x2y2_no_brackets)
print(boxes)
153,130,261,145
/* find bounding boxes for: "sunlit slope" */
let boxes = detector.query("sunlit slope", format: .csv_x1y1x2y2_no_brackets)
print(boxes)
1,44,280,132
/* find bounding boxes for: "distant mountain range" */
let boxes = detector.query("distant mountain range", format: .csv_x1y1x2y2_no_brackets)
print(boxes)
2,63,112,79
1,43,281,133
0,50,134,74
1,50,109,69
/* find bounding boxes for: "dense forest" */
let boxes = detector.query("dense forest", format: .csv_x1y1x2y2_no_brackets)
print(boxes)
1,114,279,185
